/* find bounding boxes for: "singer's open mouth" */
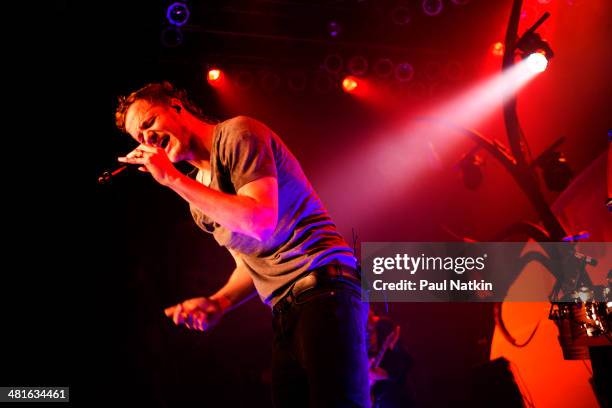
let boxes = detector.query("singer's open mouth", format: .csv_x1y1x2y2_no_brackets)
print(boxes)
160,135,170,149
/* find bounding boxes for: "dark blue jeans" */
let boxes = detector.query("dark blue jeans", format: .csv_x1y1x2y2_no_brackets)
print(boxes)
271,280,370,408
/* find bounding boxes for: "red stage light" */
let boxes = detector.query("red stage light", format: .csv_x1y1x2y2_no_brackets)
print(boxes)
492,42,504,57
207,68,223,85
342,76,358,93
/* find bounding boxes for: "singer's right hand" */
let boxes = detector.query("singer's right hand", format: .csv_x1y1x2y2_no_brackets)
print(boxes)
118,144,181,186
121,146,151,173
164,296,228,332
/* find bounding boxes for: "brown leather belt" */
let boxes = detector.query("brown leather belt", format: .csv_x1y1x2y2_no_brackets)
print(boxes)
272,264,361,316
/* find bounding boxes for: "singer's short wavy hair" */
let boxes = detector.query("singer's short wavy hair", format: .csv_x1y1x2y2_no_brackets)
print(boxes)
115,81,215,132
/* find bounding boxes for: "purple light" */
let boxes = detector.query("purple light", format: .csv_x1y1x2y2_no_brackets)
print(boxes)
327,21,341,38
166,2,190,27
562,231,591,242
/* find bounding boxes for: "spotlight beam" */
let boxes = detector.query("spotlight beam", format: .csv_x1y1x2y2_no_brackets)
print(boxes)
416,117,516,171
424,57,539,129
319,57,543,224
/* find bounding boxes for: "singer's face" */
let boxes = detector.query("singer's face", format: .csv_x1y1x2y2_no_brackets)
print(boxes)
124,99,189,162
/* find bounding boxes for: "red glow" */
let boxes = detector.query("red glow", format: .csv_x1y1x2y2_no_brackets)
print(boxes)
492,41,504,57
342,76,359,93
207,68,223,85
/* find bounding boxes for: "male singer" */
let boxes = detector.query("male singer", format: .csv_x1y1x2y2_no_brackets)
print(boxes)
116,81,370,407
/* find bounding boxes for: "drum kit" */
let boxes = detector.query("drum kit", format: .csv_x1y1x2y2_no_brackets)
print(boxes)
548,262,611,359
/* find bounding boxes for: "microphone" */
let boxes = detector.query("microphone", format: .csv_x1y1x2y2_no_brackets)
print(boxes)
97,165,129,184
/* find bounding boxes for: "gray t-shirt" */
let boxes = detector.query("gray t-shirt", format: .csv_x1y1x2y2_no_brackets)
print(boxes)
190,116,357,306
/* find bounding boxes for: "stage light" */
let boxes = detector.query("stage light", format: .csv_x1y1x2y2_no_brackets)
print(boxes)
318,55,547,222
515,13,554,71
517,32,553,60
207,68,223,85
525,52,548,73
342,76,359,93
492,41,504,57
422,0,443,16
347,56,369,76
166,2,190,27
208,69,221,81
394,62,414,82
327,21,341,38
